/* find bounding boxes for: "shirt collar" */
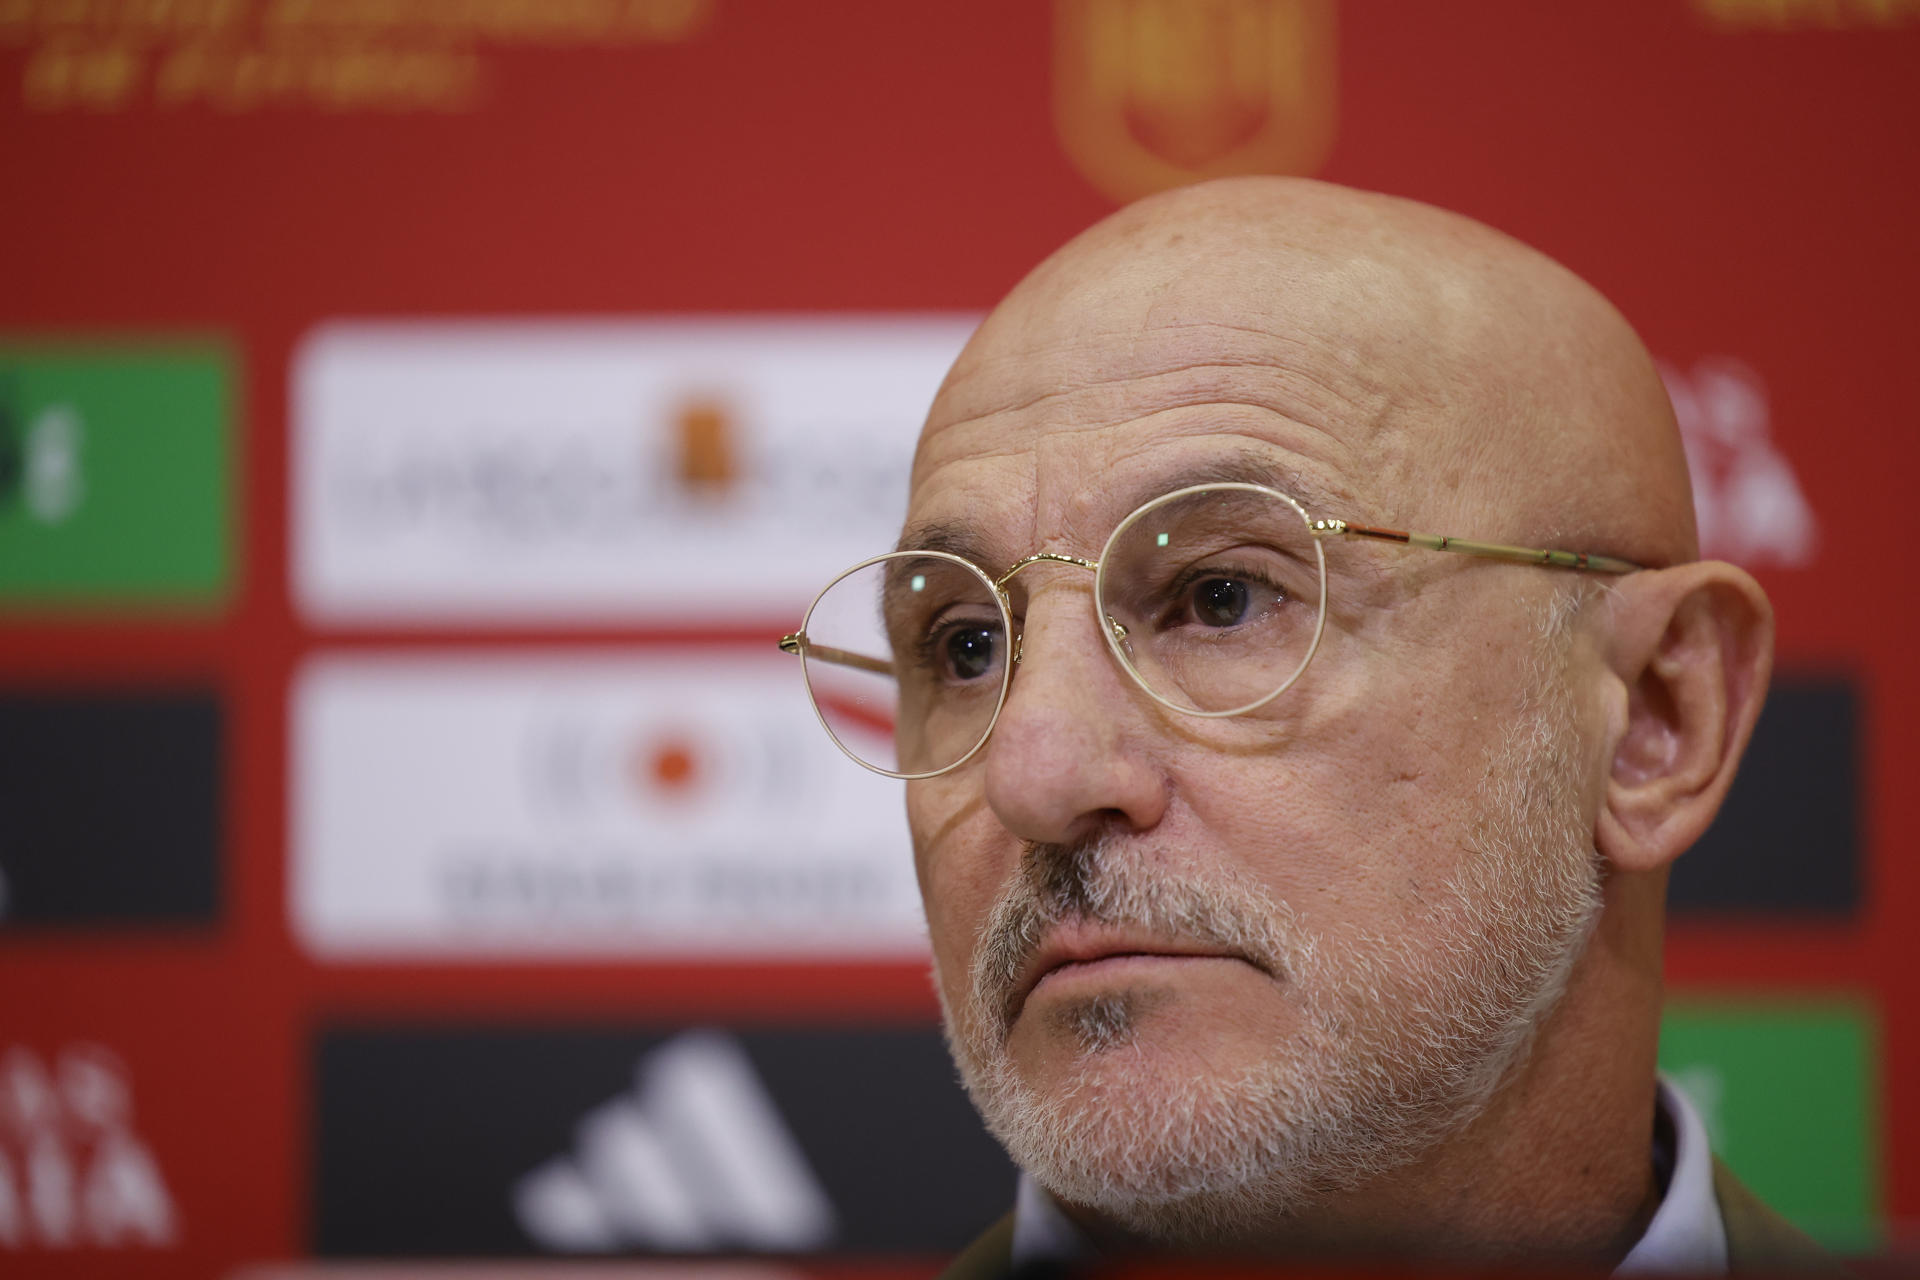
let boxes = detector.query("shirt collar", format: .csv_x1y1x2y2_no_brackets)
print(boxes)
1010,1166,1093,1267
1616,1076,1729,1274
1008,1075,1728,1274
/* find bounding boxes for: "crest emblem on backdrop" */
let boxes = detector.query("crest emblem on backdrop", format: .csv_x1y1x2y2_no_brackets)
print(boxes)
1052,0,1338,204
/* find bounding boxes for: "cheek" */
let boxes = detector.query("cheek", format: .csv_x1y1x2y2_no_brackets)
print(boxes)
1176,656,1504,930
907,776,1010,1004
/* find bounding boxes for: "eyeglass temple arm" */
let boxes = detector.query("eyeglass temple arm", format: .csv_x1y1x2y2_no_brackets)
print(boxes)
1312,520,1641,574
777,633,893,675
774,516,1636,664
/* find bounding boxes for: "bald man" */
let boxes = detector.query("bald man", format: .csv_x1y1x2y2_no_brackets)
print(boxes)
781,178,1827,1274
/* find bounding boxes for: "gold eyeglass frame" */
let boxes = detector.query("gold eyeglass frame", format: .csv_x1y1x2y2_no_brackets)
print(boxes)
779,482,1642,779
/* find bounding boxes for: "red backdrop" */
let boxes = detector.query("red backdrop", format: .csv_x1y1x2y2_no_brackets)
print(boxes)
2,2,1916,1275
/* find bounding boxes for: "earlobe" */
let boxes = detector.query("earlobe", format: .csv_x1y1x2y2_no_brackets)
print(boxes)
1594,562,1774,874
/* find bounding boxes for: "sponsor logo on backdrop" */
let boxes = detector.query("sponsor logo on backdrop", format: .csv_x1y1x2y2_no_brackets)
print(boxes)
291,651,922,958
0,345,230,606
1052,0,1337,204
0,1044,177,1251
0,691,222,929
8,0,714,114
292,317,977,625
1659,1000,1878,1251
1661,356,1817,568
516,1032,835,1253
0,390,83,525
314,1025,1013,1256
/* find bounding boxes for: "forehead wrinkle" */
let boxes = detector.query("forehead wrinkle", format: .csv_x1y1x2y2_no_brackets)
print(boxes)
1102,448,1353,521
900,429,1366,583
929,320,1388,442
907,404,1359,541
916,364,1389,505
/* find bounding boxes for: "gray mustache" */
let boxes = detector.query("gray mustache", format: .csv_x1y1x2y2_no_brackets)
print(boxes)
969,836,1296,1037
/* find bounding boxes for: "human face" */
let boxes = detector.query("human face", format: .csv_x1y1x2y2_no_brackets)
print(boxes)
905,372,1611,1234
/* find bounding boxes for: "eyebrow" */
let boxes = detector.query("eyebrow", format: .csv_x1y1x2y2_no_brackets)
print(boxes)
1112,451,1350,521
894,518,998,562
895,449,1352,567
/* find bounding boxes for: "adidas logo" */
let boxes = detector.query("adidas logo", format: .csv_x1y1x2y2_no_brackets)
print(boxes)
513,1030,837,1253
0,1044,177,1250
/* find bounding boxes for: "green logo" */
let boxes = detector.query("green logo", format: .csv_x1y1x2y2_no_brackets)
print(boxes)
0,343,233,609
1660,996,1878,1252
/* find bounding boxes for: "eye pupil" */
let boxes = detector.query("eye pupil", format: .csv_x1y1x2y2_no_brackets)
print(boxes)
1195,578,1250,627
946,627,996,679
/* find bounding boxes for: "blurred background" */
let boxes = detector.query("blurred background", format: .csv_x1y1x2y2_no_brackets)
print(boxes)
1,1,1915,1276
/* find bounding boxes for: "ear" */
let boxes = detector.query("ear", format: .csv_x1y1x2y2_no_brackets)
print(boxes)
1594,562,1774,874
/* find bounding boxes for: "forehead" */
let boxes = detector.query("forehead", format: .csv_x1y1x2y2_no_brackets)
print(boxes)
903,314,1429,562
902,427,1354,564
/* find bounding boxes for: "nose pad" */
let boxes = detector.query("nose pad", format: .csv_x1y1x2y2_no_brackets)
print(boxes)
995,552,1105,676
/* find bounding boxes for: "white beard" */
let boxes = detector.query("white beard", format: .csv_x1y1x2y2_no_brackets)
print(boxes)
935,596,1605,1243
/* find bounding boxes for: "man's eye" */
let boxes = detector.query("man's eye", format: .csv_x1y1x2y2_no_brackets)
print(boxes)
942,626,998,680
1179,573,1285,629
1192,577,1251,627
915,622,1000,682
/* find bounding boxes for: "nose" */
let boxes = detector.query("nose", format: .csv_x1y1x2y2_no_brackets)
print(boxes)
982,579,1168,845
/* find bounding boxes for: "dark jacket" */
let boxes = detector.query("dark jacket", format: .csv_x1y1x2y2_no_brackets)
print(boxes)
939,1159,1842,1279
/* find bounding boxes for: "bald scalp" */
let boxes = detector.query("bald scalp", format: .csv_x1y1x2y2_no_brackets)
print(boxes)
919,177,1696,568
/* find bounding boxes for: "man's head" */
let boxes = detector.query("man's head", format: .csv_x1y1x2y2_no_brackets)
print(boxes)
898,178,1773,1256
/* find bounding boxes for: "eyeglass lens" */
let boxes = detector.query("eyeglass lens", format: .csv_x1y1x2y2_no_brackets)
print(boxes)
1100,485,1324,714
802,553,1009,776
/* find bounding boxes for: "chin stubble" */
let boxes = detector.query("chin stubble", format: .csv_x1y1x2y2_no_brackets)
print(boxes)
1053,991,1156,1055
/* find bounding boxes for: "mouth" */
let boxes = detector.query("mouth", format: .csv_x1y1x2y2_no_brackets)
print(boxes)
1002,925,1269,1029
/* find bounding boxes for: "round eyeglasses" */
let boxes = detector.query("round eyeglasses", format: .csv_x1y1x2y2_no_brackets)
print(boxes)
779,481,1640,779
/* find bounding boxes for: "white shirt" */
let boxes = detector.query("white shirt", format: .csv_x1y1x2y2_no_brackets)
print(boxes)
1009,1076,1728,1275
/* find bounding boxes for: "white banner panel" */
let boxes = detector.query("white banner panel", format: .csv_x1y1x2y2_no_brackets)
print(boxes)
291,650,924,959
292,316,978,625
